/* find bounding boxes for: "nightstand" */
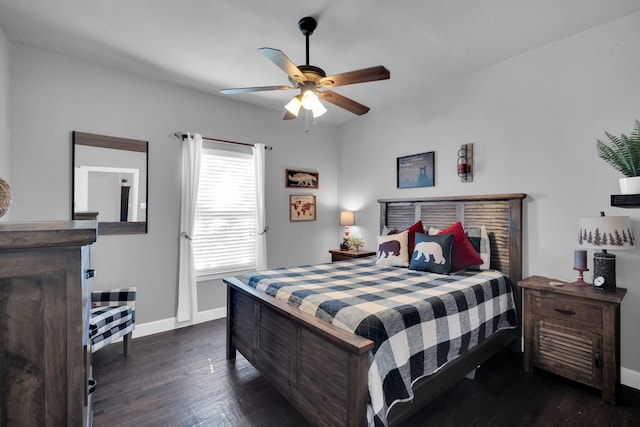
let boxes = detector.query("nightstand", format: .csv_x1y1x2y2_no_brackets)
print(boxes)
518,276,626,403
329,249,376,262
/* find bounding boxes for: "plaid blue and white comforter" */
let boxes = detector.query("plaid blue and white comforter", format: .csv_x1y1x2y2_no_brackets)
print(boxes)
241,257,517,427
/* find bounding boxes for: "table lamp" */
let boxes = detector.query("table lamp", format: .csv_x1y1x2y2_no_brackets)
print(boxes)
577,212,635,292
339,210,355,251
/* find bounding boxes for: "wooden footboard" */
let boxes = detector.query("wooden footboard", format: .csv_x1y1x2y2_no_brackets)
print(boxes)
225,277,373,427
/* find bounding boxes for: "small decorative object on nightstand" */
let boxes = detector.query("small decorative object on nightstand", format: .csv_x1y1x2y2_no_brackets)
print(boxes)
339,210,355,251
329,249,375,262
348,236,364,251
577,213,636,292
519,276,626,403
572,249,589,286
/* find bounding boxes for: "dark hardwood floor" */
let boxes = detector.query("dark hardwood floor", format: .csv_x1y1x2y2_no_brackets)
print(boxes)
92,319,640,426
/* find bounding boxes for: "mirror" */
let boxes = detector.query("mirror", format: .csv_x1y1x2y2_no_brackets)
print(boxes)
72,131,148,235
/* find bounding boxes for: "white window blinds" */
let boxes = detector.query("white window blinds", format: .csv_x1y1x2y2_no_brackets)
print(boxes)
193,147,257,277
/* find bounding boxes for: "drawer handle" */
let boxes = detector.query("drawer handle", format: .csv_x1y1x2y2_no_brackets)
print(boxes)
88,378,97,395
554,308,576,316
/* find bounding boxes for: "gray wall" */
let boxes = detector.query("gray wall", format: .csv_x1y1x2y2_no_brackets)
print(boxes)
338,13,640,376
7,43,339,324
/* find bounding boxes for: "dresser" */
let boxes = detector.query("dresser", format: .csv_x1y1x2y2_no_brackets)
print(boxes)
519,276,626,403
0,221,97,426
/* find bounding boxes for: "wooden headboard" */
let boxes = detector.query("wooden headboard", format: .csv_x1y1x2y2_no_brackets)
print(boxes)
378,193,526,285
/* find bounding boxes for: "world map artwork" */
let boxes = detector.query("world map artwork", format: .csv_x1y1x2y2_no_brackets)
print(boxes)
290,195,316,221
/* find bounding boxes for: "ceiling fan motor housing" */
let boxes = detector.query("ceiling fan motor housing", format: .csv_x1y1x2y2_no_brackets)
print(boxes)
297,65,326,80
298,16,317,36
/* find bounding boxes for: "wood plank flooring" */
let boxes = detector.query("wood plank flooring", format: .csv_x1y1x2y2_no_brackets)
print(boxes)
92,319,640,426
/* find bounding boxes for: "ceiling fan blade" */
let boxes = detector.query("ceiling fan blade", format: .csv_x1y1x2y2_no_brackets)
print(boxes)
317,66,390,88
318,90,370,115
259,48,305,84
220,85,295,94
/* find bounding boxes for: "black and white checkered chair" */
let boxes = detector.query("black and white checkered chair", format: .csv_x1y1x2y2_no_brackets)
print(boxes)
90,288,136,357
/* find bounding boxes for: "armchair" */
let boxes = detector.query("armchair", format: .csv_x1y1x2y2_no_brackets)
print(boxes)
90,287,137,357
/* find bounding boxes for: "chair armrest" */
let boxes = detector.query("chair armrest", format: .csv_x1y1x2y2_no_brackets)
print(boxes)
91,287,137,311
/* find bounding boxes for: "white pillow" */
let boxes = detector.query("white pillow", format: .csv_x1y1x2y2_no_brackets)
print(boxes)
376,230,409,267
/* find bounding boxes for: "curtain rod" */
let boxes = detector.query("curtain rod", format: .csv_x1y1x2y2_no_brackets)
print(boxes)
174,131,272,150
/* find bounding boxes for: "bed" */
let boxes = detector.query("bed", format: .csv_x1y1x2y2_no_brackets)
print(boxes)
224,193,526,427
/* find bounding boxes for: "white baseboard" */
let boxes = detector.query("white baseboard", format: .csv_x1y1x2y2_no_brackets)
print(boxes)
128,308,640,392
132,306,226,339
621,367,640,390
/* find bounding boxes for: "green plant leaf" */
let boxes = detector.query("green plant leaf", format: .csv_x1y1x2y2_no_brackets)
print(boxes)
597,120,640,177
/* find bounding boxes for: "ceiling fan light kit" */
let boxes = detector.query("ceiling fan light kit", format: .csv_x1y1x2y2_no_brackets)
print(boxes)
220,16,390,122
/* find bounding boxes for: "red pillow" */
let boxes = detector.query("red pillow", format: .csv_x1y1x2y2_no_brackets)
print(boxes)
437,221,483,272
404,220,425,255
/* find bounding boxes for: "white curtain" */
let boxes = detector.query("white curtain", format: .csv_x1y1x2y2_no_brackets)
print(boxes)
253,143,268,270
177,133,202,323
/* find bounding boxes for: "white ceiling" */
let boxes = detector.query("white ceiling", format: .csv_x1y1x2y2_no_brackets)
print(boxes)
1,0,639,124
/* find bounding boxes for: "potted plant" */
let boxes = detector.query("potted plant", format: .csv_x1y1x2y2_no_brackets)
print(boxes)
348,236,364,252
597,119,640,194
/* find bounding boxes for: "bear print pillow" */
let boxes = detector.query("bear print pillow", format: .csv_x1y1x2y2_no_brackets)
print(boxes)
376,230,409,267
409,232,454,274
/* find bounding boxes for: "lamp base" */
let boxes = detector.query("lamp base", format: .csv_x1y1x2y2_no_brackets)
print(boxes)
572,267,589,286
593,252,616,292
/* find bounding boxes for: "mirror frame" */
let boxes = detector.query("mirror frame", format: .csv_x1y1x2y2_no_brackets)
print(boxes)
72,131,148,235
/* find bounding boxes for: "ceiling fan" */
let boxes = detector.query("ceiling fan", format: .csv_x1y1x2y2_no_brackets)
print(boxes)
220,16,390,120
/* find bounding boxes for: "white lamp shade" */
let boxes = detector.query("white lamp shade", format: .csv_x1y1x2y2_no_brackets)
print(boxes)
339,210,355,226
284,96,302,117
311,101,327,118
301,89,319,110
578,216,636,250
300,89,327,118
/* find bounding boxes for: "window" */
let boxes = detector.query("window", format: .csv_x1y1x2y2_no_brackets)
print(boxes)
192,146,256,278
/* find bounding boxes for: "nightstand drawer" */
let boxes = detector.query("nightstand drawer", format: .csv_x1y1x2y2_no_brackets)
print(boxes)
533,293,601,329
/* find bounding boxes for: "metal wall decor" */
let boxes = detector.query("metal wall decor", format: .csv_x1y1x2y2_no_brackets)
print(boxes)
457,143,473,182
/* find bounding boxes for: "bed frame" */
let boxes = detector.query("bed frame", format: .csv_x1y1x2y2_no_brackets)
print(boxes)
224,193,526,427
